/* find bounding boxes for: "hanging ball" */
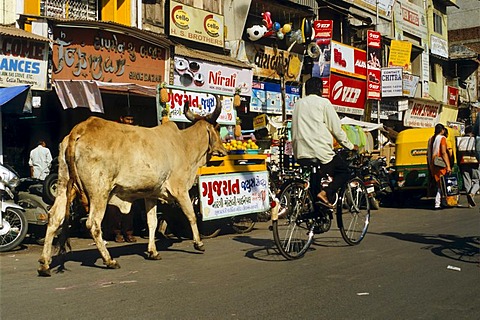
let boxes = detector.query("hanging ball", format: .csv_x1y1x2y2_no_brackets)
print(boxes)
273,22,281,31
282,24,292,34
276,31,284,40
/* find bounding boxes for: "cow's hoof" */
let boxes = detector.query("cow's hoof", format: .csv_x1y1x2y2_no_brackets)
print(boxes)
147,252,162,260
194,243,205,252
37,266,51,277
105,260,121,269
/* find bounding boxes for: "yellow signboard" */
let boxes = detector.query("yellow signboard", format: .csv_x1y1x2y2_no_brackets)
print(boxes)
388,40,412,71
253,114,267,130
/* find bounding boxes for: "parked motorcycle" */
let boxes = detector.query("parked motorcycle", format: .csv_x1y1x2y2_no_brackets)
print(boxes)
0,163,27,252
360,156,393,210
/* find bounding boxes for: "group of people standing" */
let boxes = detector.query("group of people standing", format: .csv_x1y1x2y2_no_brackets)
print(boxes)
427,118,480,210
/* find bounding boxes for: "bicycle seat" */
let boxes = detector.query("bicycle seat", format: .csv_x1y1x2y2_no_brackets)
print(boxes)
296,158,322,168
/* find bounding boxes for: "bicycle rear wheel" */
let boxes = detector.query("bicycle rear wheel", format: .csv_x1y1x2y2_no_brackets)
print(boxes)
272,180,315,259
337,177,370,245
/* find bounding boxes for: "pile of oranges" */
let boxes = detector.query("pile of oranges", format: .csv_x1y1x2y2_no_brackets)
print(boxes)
223,139,259,151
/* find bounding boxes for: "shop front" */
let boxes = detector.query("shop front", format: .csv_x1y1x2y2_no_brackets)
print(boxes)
0,26,50,174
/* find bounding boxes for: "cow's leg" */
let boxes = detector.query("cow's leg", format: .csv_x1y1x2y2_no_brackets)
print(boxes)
86,199,120,269
176,192,204,252
144,199,161,260
37,190,68,277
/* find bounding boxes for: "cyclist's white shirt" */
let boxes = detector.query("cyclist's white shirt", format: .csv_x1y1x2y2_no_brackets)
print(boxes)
292,94,353,164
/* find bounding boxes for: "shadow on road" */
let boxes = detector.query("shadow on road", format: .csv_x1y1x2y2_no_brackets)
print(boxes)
47,237,201,274
231,235,290,262
380,231,480,264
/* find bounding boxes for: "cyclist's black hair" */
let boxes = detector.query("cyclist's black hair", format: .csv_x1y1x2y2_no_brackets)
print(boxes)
305,77,323,96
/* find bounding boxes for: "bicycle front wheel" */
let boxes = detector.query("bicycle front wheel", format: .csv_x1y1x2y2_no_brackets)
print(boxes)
272,180,315,259
337,177,370,245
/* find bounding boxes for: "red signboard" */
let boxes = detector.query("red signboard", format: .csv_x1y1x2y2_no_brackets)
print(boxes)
331,41,367,80
367,30,382,100
312,20,333,96
445,85,459,106
329,73,366,115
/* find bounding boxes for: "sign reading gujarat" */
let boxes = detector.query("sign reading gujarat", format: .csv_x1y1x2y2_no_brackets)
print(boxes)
169,0,224,48
0,36,49,90
52,27,167,85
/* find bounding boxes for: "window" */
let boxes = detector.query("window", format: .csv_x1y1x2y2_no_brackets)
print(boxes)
433,12,443,35
41,0,97,20
429,61,437,83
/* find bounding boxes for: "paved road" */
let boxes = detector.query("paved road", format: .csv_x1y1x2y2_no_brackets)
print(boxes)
1,200,479,320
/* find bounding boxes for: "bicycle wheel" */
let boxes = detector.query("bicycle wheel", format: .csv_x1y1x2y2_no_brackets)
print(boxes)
272,180,315,259
337,177,370,245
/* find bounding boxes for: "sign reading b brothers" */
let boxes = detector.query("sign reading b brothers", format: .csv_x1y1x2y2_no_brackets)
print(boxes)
169,0,224,48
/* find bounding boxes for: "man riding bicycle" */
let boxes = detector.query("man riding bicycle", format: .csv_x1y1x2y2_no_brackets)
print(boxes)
291,77,357,208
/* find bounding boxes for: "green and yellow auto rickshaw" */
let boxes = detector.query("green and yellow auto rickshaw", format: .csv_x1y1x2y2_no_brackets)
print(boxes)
390,127,461,199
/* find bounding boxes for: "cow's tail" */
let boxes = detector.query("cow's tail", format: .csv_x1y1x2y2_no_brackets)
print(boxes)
56,129,89,255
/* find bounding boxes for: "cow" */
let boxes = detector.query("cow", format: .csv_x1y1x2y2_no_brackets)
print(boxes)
37,98,227,276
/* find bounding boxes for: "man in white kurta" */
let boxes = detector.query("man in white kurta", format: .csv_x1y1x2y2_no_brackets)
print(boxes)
29,140,52,180
292,77,355,207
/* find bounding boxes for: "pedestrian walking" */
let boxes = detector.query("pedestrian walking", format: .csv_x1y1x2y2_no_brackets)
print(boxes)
456,125,479,207
28,139,52,180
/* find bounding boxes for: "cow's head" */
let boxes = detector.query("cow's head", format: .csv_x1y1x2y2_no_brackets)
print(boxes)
184,95,227,157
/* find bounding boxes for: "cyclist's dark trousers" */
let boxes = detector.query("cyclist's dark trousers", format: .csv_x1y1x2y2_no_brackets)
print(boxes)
315,154,350,203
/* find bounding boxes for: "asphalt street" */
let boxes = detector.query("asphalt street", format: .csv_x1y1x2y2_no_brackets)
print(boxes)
1,198,479,320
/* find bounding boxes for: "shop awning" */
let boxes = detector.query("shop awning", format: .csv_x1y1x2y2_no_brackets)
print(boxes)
96,82,157,97
54,80,104,113
0,85,32,114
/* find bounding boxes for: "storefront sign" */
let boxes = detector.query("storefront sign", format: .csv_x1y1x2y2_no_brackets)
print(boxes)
250,81,300,115
367,30,382,100
388,40,412,70
166,90,235,124
444,85,459,106
421,48,430,98
52,27,167,86
199,171,270,220
404,99,441,128
402,73,419,97
312,20,333,85
371,100,405,121
173,55,253,96
243,43,303,82
381,67,403,97
169,0,224,48
0,36,49,90
430,35,448,58
393,0,427,41
329,73,366,116
352,0,394,17
330,41,367,80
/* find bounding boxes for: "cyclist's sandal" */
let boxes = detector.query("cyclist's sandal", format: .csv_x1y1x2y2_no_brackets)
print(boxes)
316,191,334,208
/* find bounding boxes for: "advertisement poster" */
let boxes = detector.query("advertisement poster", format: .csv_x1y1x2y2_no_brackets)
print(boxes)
444,85,459,106
388,40,412,71
329,73,366,116
0,36,49,90
367,30,382,100
311,20,333,89
250,81,300,115
402,73,420,97
169,0,224,48
330,41,367,79
404,99,441,128
173,56,253,96
166,90,235,124
381,67,403,97
199,171,270,220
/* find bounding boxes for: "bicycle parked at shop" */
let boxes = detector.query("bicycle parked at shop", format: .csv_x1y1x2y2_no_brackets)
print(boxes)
271,149,371,260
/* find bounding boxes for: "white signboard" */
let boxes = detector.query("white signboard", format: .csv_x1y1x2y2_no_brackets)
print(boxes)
173,56,253,96
381,68,403,97
0,42,49,90
421,48,430,98
393,0,428,42
166,90,235,125
403,99,441,128
402,73,420,97
198,171,270,220
430,35,448,58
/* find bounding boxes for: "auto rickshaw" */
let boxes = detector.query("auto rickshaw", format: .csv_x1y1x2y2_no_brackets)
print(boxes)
390,127,461,200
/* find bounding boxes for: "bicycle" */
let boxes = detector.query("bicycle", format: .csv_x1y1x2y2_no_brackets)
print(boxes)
272,150,371,260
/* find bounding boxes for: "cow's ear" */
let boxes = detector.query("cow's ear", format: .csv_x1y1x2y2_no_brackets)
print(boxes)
214,124,220,130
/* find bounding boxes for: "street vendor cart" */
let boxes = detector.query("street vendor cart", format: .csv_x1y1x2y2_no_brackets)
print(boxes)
189,152,272,237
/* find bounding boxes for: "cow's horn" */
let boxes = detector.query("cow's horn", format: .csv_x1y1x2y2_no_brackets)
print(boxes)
206,95,222,124
184,100,200,122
